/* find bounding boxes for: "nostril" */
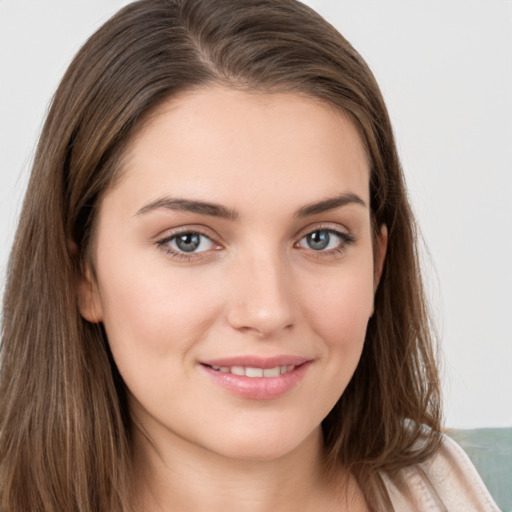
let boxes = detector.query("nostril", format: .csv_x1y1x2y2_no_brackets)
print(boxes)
225,263,295,336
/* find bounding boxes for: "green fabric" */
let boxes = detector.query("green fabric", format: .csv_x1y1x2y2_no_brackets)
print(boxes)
448,428,512,512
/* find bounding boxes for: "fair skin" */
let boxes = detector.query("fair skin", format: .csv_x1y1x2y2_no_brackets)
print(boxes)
80,86,387,512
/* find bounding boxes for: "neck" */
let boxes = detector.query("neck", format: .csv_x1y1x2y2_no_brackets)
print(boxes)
131,424,347,512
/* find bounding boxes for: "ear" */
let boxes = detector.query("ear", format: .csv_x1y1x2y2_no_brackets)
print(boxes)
374,224,388,290
78,263,104,323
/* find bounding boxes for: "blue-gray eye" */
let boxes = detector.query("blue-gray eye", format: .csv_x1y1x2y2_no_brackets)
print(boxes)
168,232,215,253
298,229,345,251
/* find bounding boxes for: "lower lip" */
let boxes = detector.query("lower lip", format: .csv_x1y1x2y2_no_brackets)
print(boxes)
200,362,311,400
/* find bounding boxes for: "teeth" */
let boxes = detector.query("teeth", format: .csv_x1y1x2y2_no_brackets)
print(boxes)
210,365,296,377
246,367,264,378
263,367,280,377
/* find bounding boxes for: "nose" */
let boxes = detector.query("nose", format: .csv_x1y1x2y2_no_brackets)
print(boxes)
226,252,295,338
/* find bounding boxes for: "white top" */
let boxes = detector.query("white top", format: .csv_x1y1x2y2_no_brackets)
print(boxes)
383,434,501,511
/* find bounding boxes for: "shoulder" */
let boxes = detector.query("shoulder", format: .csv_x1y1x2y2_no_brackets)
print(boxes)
383,433,500,512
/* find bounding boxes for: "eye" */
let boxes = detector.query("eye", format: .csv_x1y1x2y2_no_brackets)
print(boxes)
296,229,353,252
158,231,217,255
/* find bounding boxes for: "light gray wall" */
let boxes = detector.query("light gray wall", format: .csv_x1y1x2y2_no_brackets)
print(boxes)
1,0,511,428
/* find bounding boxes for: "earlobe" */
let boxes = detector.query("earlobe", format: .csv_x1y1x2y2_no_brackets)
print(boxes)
78,264,104,323
374,224,388,290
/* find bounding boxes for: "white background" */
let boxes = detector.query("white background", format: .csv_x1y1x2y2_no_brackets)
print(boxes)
1,1,511,429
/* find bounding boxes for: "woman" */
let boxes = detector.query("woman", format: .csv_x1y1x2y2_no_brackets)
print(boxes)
0,0,499,510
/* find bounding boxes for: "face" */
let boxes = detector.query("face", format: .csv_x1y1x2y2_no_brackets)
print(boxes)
80,86,386,462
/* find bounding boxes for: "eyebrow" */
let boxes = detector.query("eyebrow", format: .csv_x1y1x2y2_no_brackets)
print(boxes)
136,197,239,220
136,192,366,220
295,192,367,217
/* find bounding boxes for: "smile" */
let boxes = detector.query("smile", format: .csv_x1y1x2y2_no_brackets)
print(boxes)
208,365,296,377
199,356,312,400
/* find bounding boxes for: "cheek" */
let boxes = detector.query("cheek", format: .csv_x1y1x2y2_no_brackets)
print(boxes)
95,251,224,365
291,260,375,427
302,263,375,348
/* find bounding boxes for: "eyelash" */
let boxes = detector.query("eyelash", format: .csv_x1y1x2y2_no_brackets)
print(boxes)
156,226,355,262
294,227,355,258
156,228,220,262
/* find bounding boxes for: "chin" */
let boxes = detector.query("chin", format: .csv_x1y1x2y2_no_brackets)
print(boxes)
201,421,322,463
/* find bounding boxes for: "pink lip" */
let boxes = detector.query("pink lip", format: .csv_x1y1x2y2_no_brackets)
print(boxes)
199,355,312,400
201,355,309,369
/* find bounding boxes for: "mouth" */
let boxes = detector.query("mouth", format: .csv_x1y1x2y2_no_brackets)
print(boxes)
199,356,312,400
204,364,297,378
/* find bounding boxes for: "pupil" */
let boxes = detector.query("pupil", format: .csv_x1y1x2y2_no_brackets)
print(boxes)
176,233,200,252
308,231,329,250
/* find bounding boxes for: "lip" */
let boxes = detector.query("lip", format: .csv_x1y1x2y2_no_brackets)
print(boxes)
201,355,310,369
199,355,312,400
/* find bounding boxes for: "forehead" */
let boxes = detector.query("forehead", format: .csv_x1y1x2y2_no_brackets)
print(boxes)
110,86,370,212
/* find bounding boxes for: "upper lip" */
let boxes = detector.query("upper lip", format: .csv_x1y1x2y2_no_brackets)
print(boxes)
200,355,311,369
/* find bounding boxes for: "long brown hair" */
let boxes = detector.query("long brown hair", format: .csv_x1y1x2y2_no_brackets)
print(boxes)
0,0,441,510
